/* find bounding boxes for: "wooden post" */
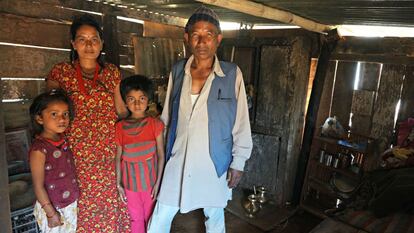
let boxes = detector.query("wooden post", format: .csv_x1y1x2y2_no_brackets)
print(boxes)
292,30,340,205
0,80,12,232
197,0,334,34
103,13,120,67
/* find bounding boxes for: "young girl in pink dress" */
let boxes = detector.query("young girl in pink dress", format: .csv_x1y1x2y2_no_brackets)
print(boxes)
115,75,165,233
29,89,79,232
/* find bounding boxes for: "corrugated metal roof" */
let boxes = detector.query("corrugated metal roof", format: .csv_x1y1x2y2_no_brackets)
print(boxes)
257,0,414,26
107,0,414,27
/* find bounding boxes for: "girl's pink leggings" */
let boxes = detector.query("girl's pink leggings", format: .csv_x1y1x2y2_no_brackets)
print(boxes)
125,189,155,233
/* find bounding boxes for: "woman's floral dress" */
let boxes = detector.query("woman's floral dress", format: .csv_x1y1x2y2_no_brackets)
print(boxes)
48,62,130,232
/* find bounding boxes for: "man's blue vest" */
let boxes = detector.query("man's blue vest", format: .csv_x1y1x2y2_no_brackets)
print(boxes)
165,59,238,177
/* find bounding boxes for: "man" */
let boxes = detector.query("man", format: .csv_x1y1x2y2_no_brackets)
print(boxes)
148,6,252,233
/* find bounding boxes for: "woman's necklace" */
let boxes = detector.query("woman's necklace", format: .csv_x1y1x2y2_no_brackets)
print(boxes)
75,62,100,97
81,69,95,78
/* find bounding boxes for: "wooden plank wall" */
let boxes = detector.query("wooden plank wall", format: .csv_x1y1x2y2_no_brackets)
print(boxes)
315,43,414,171
233,47,256,85
0,0,182,228
132,34,185,105
132,36,185,78
242,134,281,199
239,35,313,205
254,45,289,133
244,45,290,204
313,60,337,135
398,66,414,122
118,18,143,76
330,61,357,129
0,81,12,232
0,0,144,131
371,65,405,154
351,63,381,136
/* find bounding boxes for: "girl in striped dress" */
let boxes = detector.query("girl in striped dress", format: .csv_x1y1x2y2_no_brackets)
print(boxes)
115,75,165,233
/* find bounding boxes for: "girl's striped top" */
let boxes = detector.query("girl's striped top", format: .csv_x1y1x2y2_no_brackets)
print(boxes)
115,117,164,192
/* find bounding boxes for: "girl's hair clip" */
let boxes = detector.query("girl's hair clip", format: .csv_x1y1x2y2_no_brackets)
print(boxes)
49,89,59,95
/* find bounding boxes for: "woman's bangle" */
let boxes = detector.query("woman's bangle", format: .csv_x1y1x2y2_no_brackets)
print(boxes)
41,202,51,209
46,211,57,218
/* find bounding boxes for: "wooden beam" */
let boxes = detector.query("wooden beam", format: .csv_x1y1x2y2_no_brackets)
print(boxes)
197,0,334,34
332,36,414,64
331,54,414,65
293,30,340,205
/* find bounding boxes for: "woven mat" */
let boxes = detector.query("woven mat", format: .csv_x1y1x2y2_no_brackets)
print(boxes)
337,209,414,233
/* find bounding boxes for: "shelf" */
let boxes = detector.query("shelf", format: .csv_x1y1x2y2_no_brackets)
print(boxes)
301,202,327,219
314,136,338,144
311,160,361,180
308,177,340,198
301,195,337,219
314,136,369,154
310,176,353,197
302,134,373,219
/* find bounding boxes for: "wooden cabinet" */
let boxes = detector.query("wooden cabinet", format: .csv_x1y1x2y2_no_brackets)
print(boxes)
300,134,375,218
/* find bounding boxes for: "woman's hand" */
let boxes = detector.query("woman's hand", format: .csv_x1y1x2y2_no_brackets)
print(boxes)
151,181,161,200
47,211,63,228
117,184,127,203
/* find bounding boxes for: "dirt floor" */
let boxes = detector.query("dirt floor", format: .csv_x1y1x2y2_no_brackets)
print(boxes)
171,208,322,233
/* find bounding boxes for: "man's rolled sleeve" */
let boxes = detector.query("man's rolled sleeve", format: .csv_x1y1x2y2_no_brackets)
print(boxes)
160,73,173,138
230,67,253,171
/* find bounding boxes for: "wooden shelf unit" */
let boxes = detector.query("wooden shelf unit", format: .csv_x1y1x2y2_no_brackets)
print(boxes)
300,134,374,217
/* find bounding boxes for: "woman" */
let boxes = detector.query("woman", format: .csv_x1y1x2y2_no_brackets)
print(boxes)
47,14,129,232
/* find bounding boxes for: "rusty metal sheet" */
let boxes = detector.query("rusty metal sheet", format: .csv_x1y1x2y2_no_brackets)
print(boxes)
351,90,375,116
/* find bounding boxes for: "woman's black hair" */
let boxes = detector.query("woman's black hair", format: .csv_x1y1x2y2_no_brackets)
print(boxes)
70,14,105,67
29,89,75,136
120,75,154,103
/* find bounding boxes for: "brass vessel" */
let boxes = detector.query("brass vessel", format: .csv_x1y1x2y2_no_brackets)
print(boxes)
256,186,268,204
242,194,260,218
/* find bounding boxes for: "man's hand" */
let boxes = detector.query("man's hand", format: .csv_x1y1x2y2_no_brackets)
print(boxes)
227,168,243,189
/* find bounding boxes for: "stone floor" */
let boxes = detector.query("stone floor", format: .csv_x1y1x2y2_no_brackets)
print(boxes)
171,208,322,233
